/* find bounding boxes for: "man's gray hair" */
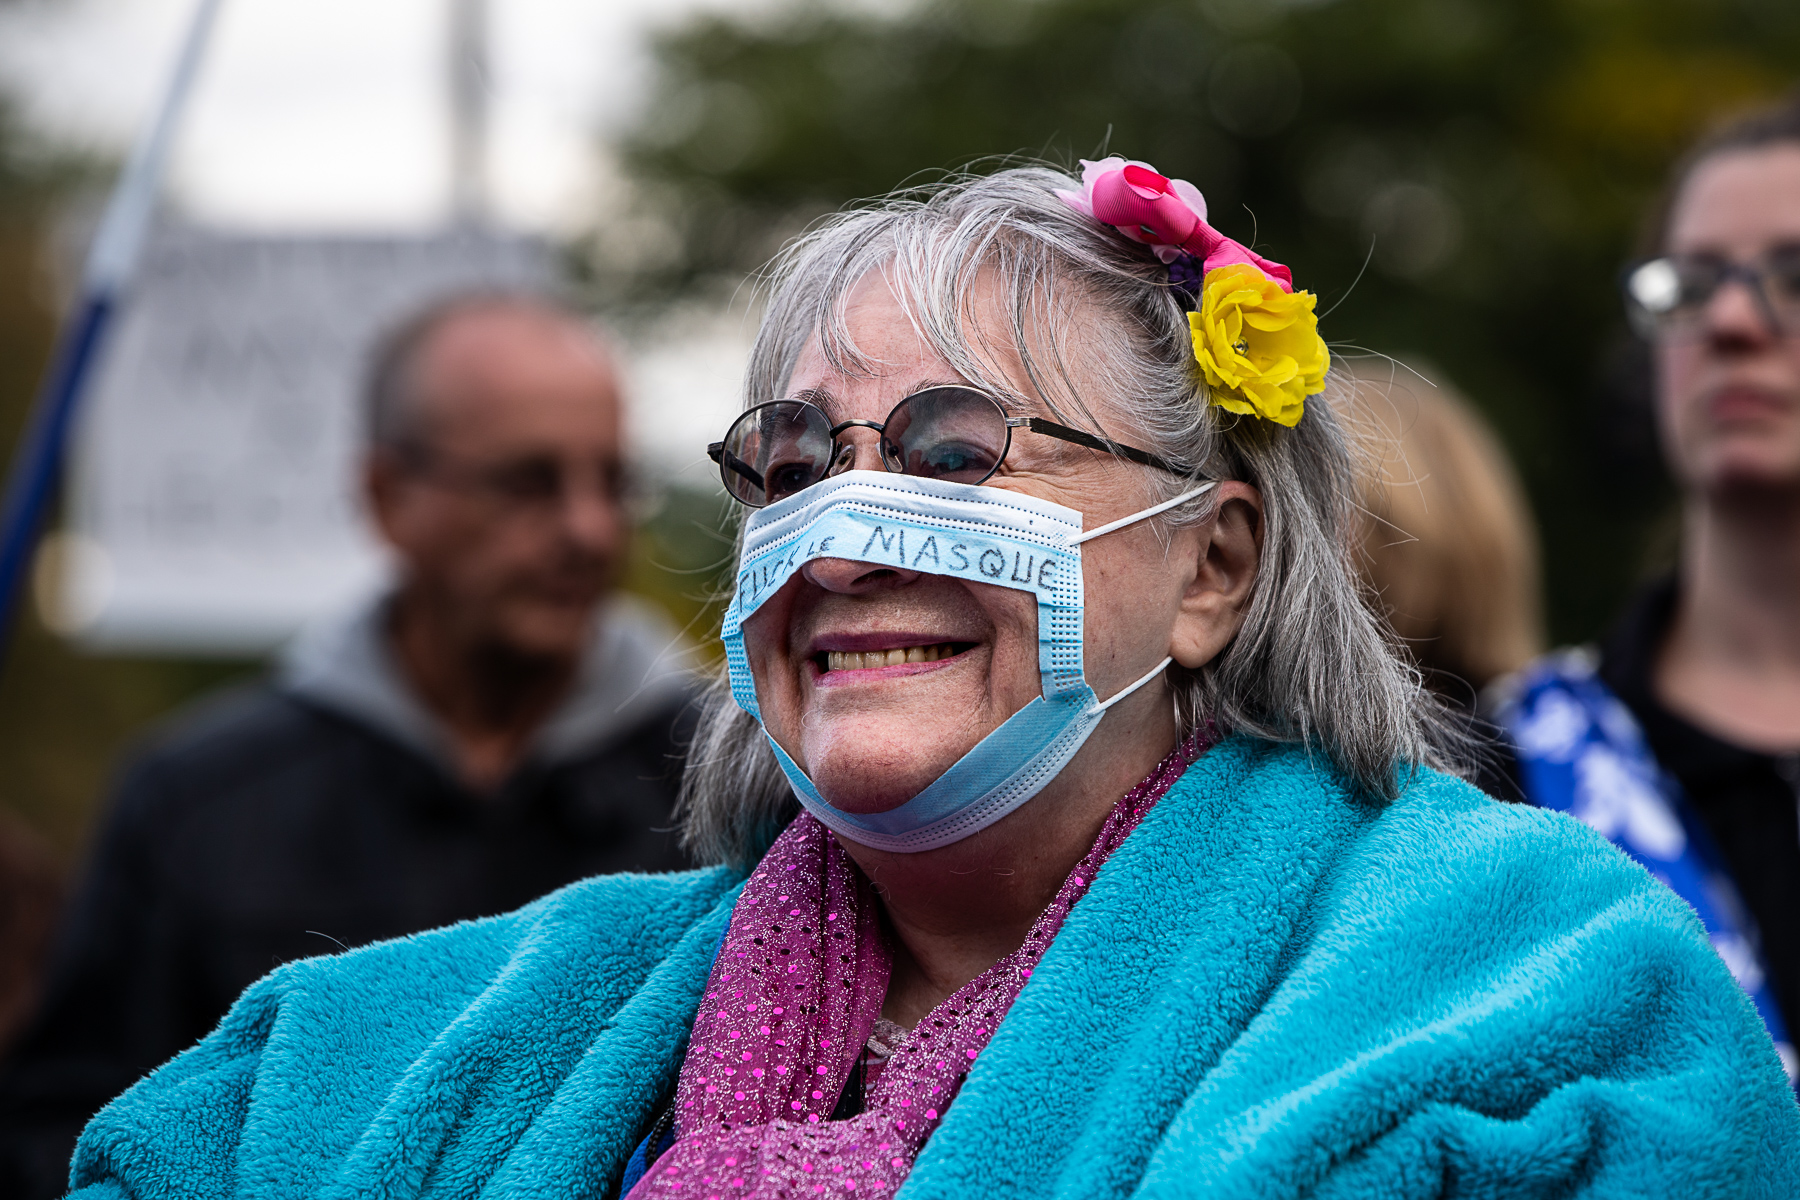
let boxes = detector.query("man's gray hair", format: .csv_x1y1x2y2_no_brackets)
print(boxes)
679,164,1466,867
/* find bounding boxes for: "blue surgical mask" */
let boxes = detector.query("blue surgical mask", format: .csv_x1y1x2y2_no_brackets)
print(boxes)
721,469,1215,853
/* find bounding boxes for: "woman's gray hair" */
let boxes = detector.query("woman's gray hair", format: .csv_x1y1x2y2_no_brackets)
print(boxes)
679,163,1466,867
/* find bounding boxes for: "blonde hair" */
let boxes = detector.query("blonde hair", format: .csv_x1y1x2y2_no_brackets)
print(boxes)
1346,367,1545,695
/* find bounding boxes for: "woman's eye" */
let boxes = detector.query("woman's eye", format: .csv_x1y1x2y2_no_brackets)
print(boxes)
767,461,819,497
920,440,996,478
1675,256,1738,305
1768,253,1800,301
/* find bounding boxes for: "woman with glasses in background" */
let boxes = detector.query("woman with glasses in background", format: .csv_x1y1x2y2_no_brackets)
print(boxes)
63,159,1797,1199
1498,93,1800,1080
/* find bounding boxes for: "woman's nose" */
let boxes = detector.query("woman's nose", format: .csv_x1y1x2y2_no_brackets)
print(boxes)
826,429,887,477
801,555,922,594
1704,275,1780,349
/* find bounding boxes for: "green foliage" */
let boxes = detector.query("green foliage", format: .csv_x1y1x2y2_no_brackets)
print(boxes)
623,482,739,659
608,0,1800,643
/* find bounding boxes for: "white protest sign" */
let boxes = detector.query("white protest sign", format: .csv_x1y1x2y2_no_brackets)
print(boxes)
54,226,552,653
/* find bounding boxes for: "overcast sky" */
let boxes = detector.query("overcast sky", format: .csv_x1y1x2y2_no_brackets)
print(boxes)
0,0,802,486
0,0,776,232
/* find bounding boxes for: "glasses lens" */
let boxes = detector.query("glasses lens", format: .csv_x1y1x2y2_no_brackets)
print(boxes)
718,401,834,506
1626,258,1684,317
1626,256,1731,336
881,387,1010,485
1766,247,1800,308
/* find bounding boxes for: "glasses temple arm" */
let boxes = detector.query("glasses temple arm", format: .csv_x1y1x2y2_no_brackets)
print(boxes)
1022,418,1191,477
707,442,767,491
1737,264,1791,337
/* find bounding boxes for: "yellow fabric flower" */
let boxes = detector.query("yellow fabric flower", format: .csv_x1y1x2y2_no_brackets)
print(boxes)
1188,263,1328,427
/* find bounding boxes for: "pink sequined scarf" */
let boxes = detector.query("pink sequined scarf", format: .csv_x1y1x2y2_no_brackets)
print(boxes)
626,730,1211,1199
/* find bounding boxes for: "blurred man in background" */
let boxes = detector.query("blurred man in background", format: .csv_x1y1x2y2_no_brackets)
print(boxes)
1499,93,1800,1072
0,293,698,1196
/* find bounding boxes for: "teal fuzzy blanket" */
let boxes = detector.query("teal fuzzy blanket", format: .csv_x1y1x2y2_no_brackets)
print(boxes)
66,738,1799,1198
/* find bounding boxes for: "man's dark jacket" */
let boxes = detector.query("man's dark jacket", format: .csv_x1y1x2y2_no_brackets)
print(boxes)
0,595,698,1200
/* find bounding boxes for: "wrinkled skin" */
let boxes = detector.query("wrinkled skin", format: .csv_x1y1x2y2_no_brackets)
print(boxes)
741,271,1264,1026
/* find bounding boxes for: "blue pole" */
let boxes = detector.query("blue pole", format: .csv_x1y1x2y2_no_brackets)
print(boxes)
0,296,115,639
0,0,224,651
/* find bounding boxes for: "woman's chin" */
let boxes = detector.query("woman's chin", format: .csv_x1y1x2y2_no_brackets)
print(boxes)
805,751,965,815
783,709,989,815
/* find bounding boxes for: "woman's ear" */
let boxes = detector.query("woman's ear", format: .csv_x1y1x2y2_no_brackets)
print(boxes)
1168,481,1264,669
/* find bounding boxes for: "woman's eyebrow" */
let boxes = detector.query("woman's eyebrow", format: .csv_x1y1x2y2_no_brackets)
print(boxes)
796,379,1035,419
910,378,1033,414
792,386,836,415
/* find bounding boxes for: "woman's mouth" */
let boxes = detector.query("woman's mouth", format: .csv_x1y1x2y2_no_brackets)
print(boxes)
816,642,974,674
1708,385,1793,424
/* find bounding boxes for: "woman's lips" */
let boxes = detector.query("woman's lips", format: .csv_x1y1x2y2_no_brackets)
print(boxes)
808,640,976,685
1708,385,1792,424
826,642,959,670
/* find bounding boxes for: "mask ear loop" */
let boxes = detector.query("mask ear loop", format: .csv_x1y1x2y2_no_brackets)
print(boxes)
1071,479,1217,712
1071,481,1216,544
1091,654,1174,713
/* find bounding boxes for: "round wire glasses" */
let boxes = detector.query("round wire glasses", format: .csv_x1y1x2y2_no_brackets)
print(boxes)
706,385,1186,507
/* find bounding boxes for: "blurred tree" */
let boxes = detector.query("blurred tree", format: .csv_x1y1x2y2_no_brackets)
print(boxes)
601,0,1800,646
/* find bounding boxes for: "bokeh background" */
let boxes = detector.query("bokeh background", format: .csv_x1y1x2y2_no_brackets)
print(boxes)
0,0,1795,978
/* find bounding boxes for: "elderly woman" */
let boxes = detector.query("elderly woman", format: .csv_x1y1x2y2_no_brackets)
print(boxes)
67,162,1796,1199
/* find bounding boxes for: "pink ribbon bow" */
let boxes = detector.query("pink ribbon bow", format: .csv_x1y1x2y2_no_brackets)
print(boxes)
1057,157,1294,290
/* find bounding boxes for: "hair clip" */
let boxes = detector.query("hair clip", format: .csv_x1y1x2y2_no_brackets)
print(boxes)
1058,157,1327,427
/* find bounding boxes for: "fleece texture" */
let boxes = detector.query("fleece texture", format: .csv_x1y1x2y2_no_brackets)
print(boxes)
65,737,1800,1199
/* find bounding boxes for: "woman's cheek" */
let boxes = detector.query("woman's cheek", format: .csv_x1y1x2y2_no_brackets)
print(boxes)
1080,540,1177,693
971,581,1044,707
741,601,801,734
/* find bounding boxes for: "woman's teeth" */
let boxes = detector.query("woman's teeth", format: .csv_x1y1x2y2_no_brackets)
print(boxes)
825,643,957,672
